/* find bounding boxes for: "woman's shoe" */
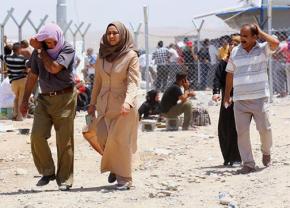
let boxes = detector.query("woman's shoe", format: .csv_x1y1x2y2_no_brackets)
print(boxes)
116,182,132,191
108,172,116,183
59,183,72,191
230,161,241,167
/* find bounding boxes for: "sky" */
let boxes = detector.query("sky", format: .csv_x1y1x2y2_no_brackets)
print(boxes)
0,0,242,30
0,0,244,49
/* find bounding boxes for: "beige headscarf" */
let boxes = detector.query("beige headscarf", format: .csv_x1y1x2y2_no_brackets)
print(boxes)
99,21,135,62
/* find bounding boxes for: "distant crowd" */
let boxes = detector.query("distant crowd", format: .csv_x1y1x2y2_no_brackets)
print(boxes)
0,22,289,191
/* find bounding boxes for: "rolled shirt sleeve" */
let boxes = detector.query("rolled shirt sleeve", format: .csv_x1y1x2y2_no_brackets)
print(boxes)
225,57,235,74
56,46,75,70
260,42,276,56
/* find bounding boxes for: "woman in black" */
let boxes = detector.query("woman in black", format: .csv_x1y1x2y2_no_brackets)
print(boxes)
212,35,241,166
138,90,161,120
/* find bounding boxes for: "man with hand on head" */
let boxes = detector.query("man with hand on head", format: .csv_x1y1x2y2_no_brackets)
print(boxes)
224,24,279,174
20,23,77,191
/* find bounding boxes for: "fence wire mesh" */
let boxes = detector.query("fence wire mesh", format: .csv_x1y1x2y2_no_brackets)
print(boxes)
139,28,290,100
1,24,290,101
271,28,290,97
140,33,237,92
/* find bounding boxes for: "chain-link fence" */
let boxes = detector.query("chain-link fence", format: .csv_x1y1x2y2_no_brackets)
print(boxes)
139,28,290,101
139,32,237,92
271,28,290,97
0,7,91,83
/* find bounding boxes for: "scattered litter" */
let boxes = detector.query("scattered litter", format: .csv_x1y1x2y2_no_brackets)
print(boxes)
152,148,172,155
0,122,16,133
218,192,238,207
15,168,28,176
160,181,179,191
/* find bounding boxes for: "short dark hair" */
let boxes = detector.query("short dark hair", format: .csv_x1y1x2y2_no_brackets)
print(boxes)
220,35,227,41
241,24,259,36
203,39,209,46
4,44,12,55
20,40,29,48
12,42,21,52
158,40,163,47
176,72,187,82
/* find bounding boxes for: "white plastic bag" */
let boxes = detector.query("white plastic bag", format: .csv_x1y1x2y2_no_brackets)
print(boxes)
0,77,15,108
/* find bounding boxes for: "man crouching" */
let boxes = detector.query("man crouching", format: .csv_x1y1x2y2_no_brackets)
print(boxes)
160,72,195,130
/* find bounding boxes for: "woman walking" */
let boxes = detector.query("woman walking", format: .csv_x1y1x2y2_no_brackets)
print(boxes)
212,35,241,166
86,21,140,190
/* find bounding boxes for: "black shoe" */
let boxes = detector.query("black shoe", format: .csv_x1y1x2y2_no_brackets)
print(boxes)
36,174,56,186
108,172,116,183
262,154,271,167
223,161,229,166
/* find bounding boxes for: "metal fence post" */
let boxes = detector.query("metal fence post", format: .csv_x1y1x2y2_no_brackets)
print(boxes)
0,25,5,82
69,22,84,48
192,19,204,85
27,15,48,33
130,22,142,49
80,23,91,53
0,8,14,82
63,20,73,38
143,5,150,92
10,10,31,42
268,0,274,102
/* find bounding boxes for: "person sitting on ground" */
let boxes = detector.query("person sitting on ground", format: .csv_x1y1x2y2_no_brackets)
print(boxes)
138,89,161,120
160,72,195,130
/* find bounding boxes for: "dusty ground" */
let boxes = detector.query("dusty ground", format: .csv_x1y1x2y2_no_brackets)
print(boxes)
0,91,290,208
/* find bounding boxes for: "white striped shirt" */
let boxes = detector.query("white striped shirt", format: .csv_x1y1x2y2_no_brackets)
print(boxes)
0,54,27,83
226,42,274,101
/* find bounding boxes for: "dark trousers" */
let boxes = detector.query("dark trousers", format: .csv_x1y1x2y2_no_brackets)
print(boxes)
218,93,241,164
167,63,181,88
163,101,192,130
208,63,218,89
200,62,210,90
155,65,169,92
187,63,197,89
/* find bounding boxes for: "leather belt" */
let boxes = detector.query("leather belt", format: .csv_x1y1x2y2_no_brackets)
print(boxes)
40,86,74,96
